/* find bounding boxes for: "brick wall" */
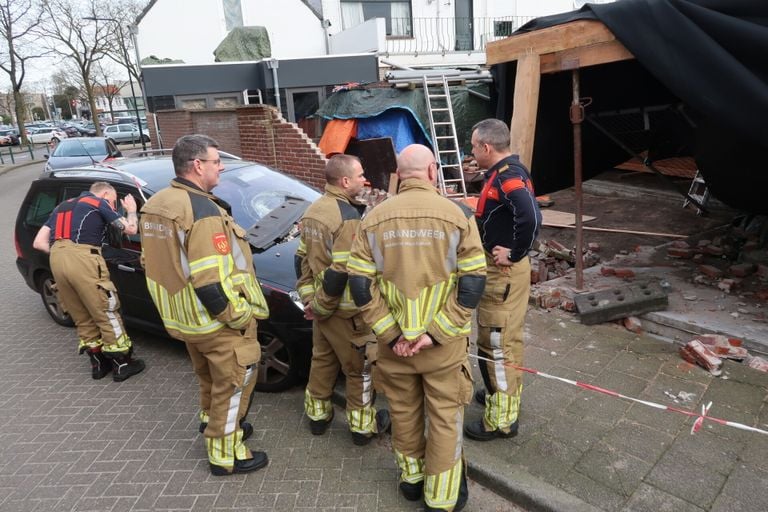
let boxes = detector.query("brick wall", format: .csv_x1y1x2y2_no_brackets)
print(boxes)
237,105,327,189
151,105,327,189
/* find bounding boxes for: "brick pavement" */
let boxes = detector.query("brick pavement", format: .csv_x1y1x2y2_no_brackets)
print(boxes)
459,307,768,512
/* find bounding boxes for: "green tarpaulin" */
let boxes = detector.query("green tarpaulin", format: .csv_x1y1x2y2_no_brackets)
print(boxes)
214,26,272,62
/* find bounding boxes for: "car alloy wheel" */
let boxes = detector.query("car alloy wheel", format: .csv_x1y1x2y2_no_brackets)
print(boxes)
38,272,74,327
256,329,298,392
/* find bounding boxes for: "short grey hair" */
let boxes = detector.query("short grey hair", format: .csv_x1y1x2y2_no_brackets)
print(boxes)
172,134,219,176
472,119,510,152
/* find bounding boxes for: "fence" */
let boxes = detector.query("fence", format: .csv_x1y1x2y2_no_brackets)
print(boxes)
383,16,534,56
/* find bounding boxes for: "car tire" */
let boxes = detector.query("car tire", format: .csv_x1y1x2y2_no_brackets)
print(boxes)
141,134,150,143
255,328,299,392
37,271,74,327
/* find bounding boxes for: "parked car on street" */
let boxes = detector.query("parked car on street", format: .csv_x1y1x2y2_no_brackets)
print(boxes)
0,129,20,146
104,124,150,144
14,154,319,392
74,122,105,137
27,127,68,145
44,137,122,171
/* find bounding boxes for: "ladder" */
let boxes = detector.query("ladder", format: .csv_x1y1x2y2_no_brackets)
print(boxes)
423,75,468,199
683,169,710,215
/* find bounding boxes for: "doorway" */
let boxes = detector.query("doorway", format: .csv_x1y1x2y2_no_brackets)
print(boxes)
454,0,473,51
286,88,326,141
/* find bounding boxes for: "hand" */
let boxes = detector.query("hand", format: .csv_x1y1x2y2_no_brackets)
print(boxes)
121,193,137,213
303,303,315,321
492,245,514,267
392,333,434,357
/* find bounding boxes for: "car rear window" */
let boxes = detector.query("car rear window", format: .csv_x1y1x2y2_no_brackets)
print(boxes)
24,189,58,227
52,140,108,157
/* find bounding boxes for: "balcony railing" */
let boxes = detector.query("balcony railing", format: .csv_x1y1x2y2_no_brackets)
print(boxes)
382,16,534,57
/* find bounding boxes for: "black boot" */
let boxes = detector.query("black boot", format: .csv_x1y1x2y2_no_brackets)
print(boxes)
85,349,111,380
109,352,146,382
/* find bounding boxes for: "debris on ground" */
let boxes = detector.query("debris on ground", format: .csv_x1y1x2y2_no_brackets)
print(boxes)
529,239,601,285
745,355,768,372
663,390,696,403
692,334,748,360
680,339,723,376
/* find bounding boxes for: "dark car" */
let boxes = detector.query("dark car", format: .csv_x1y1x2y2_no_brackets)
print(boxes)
14,155,319,392
57,124,81,138
44,137,122,171
0,128,20,146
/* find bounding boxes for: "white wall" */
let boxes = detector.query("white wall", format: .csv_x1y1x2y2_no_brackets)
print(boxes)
329,18,385,54
138,0,327,65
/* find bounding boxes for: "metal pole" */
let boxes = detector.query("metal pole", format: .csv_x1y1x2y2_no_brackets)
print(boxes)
570,69,584,290
121,29,145,150
129,24,157,149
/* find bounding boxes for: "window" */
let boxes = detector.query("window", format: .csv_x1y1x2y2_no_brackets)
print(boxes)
24,189,59,228
341,0,412,36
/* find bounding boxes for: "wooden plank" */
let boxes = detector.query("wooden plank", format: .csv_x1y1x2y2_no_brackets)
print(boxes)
541,209,596,226
509,53,540,170
487,20,617,65
540,39,634,74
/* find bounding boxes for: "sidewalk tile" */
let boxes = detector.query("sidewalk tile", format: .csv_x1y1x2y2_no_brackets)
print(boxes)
574,443,652,494
623,483,705,512
601,420,675,464
645,453,726,509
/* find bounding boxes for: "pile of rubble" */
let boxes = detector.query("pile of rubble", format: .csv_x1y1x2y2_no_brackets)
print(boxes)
529,239,602,285
680,334,768,375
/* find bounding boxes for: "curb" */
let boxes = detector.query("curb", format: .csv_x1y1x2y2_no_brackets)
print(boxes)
331,389,598,512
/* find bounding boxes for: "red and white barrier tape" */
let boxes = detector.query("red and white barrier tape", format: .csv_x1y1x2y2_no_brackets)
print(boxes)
469,353,768,436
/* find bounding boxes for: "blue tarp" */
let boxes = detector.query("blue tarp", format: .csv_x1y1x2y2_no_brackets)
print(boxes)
355,109,431,154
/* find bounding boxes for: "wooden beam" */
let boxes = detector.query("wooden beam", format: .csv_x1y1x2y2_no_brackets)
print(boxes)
509,53,540,170
540,39,634,74
487,20,617,65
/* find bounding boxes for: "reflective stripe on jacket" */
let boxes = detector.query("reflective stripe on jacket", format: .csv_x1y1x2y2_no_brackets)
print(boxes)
295,184,365,319
348,178,486,344
139,178,268,342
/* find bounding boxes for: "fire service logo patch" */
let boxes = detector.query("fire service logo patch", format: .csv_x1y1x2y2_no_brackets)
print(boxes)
213,233,230,254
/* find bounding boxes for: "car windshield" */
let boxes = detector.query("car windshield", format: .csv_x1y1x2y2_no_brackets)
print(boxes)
213,165,319,230
51,140,108,157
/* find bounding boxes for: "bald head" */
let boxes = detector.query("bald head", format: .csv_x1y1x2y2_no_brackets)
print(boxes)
397,144,436,183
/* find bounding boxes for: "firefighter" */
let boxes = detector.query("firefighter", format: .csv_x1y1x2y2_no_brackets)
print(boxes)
348,144,486,511
296,154,390,444
464,119,541,441
139,134,269,476
32,182,145,382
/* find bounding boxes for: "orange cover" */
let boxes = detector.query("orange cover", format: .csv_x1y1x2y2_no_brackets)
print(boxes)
318,119,358,157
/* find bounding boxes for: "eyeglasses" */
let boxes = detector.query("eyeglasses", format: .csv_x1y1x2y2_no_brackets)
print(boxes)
191,158,221,165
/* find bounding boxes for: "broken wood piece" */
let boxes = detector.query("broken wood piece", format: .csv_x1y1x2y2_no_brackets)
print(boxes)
543,222,688,238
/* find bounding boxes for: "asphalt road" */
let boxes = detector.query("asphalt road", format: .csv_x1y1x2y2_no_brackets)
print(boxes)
0,161,523,512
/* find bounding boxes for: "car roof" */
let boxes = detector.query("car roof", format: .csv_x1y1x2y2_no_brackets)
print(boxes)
42,155,280,193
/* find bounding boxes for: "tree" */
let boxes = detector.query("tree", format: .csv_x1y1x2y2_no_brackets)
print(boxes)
92,61,127,122
0,0,46,144
39,0,111,136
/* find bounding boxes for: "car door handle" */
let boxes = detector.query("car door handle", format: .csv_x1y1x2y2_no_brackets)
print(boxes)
117,264,136,273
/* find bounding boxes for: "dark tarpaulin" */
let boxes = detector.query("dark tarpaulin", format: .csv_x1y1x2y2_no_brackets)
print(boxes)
494,0,768,213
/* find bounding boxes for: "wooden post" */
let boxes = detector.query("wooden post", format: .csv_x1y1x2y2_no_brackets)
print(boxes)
509,53,541,170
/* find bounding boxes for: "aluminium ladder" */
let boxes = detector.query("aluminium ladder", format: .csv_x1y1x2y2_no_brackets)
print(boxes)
683,169,710,215
422,75,468,199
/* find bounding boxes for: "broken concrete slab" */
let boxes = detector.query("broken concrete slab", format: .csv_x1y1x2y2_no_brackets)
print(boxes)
574,281,668,325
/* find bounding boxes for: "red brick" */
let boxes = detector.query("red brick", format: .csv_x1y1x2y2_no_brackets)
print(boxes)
667,247,694,259
698,264,724,279
728,263,755,278
600,267,616,276
614,268,635,279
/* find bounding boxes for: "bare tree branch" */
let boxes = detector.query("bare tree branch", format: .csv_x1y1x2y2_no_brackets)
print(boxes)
0,0,46,143
38,0,113,135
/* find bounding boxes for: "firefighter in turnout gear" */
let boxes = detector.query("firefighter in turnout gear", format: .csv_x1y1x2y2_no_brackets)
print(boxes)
33,182,145,382
348,144,486,511
464,119,541,441
295,154,390,445
139,135,269,476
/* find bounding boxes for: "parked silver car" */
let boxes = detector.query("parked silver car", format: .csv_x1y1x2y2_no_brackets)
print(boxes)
103,124,151,144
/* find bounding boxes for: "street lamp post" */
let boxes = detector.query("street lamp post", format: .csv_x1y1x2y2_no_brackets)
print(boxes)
83,16,147,150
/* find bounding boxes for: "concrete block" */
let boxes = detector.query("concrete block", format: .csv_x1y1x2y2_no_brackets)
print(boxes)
574,281,668,325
